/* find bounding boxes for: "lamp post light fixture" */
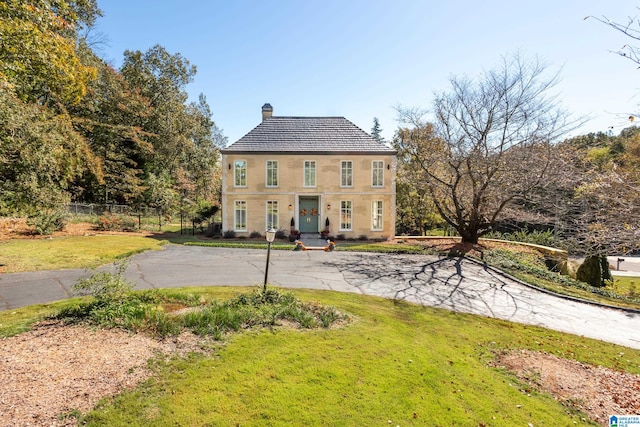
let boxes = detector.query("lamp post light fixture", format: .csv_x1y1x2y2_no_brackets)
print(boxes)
263,228,276,292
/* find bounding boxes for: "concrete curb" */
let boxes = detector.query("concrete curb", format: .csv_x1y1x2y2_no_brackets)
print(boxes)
462,256,640,315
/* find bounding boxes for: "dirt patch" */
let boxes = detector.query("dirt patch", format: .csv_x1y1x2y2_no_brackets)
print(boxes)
0,218,159,241
0,321,213,426
495,349,640,426
390,237,541,259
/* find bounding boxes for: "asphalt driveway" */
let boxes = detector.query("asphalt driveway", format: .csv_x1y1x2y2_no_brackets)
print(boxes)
1,245,638,349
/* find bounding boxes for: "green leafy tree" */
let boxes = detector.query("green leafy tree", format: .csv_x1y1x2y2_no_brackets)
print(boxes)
121,45,196,174
175,94,226,204
121,45,224,209
145,172,177,215
0,80,99,215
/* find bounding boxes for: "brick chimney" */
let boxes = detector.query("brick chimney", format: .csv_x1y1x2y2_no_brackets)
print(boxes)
261,103,273,121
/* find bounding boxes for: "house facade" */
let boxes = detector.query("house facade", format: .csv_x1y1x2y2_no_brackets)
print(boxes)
220,104,397,239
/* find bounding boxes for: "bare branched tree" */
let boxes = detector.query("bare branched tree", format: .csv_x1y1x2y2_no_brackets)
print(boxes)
395,54,577,244
551,139,640,256
587,9,640,67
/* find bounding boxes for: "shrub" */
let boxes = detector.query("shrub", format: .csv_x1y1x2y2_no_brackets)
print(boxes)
223,230,236,239
484,249,631,300
358,234,368,241
484,229,556,247
196,204,219,221
336,234,346,241
275,229,287,239
72,260,134,303
27,208,67,235
96,213,137,232
576,255,609,288
249,231,262,238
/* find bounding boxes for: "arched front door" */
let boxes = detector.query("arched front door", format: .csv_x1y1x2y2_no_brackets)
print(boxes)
298,196,319,233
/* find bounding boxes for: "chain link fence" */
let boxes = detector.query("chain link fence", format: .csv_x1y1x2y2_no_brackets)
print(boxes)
67,203,163,217
66,203,221,236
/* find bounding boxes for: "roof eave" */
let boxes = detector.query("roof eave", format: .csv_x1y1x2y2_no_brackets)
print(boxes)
220,150,398,156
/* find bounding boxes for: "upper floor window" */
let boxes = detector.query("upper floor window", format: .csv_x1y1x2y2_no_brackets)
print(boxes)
341,161,353,187
304,160,316,187
234,160,247,187
372,200,383,230
266,160,278,187
372,161,384,187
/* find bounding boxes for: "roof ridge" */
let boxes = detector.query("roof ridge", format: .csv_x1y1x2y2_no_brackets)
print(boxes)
221,116,396,154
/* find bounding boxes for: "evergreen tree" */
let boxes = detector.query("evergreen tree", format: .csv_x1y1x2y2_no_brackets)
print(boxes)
371,117,385,143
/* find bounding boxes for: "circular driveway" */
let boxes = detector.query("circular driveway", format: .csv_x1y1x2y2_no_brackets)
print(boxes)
1,245,639,349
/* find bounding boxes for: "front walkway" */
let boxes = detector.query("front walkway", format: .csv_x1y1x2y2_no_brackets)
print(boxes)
297,233,332,249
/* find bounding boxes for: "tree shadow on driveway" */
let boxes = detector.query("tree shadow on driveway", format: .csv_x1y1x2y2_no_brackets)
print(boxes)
324,252,529,320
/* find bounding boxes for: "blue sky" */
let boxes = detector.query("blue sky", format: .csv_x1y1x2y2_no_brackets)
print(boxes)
93,1,639,144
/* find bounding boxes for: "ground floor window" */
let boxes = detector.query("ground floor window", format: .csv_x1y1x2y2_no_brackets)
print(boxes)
266,200,278,229
340,200,352,231
372,200,383,230
234,200,247,231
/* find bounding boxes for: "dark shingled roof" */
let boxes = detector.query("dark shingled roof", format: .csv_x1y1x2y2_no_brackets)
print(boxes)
221,116,396,154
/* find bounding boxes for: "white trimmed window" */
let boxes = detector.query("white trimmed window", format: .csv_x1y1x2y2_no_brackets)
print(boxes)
304,160,316,187
266,160,278,187
234,160,247,187
341,160,353,187
234,200,247,231
340,200,352,231
266,200,279,229
372,161,384,187
372,200,383,230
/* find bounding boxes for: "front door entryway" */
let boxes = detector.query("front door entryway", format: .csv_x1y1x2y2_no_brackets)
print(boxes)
298,196,319,233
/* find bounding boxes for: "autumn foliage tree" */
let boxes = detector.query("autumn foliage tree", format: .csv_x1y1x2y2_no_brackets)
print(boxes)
0,1,226,228
0,0,102,219
555,129,640,256
0,0,101,106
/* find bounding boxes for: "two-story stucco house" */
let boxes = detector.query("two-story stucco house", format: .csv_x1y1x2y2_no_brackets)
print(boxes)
220,104,397,239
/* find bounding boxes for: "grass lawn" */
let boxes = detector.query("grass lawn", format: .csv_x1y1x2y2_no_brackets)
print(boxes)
3,287,637,426
0,235,166,273
612,276,640,297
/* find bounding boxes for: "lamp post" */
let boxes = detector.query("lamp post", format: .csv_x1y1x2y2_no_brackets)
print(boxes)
263,228,276,292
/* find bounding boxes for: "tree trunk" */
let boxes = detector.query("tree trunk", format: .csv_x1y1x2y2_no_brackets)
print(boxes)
458,227,479,244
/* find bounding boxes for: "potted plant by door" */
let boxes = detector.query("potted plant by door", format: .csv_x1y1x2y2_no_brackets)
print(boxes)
321,217,330,239
289,230,301,242
289,218,300,242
